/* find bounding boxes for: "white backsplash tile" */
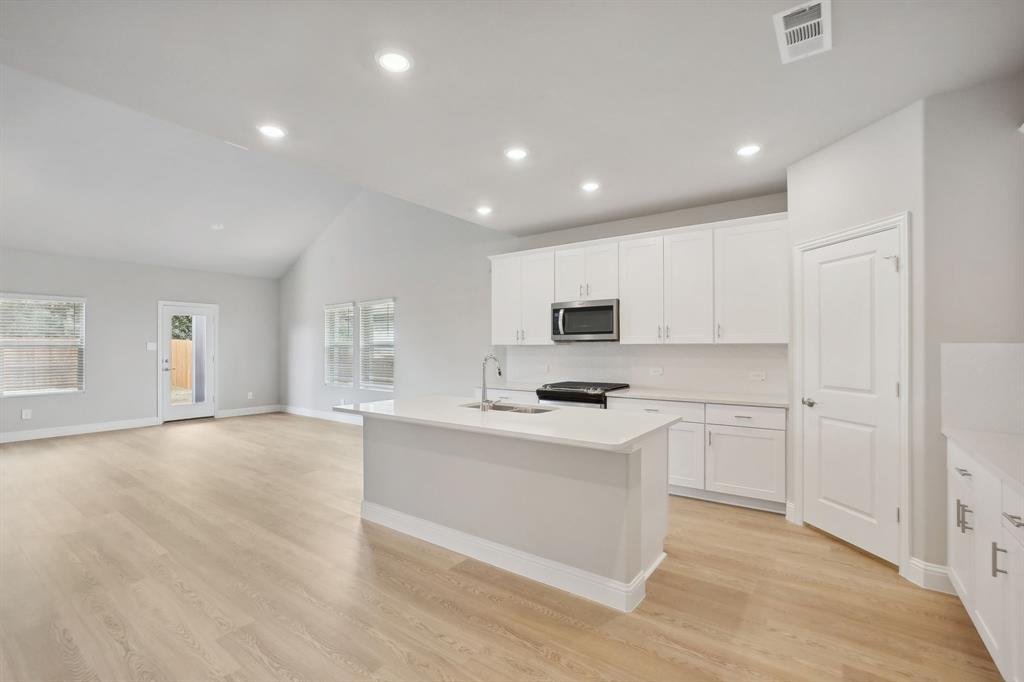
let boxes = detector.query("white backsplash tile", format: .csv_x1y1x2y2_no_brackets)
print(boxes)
506,344,789,395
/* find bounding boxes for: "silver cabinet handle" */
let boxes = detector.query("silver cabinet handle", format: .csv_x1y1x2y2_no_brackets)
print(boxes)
961,504,973,533
716,323,722,340
521,328,525,342
1003,512,1024,527
956,499,963,529
992,542,1008,577
954,467,972,477
579,284,583,298
657,325,662,339
734,415,753,419
707,430,712,446
586,283,591,296
644,408,660,413
665,325,670,340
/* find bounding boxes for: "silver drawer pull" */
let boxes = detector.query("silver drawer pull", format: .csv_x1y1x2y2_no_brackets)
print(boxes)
992,542,1008,577
734,415,753,419
644,408,660,413
954,467,972,477
1004,512,1024,528
961,505,973,533
956,499,963,530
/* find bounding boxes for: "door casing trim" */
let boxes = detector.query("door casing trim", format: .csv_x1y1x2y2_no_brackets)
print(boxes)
789,213,911,580
157,300,220,423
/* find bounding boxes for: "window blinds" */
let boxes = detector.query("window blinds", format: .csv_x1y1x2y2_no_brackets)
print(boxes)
0,295,86,395
359,298,395,390
324,303,355,386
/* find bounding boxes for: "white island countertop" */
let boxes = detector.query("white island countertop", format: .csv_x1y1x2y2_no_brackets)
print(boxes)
334,395,680,453
478,381,789,408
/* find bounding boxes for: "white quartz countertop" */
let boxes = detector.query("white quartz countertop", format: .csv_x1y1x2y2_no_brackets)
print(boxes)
478,381,789,408
334,395,680,452
944,428,1024,494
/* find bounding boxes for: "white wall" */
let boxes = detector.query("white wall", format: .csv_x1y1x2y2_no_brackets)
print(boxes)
786,70,1024,566
0,248,280,435
279,189,506,414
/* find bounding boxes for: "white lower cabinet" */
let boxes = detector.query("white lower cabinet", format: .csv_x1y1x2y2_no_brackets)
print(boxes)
668,421,705,490
947,440,1023,680
705,424,786,503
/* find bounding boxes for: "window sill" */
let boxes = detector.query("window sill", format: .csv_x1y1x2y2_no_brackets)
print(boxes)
1,388,84,398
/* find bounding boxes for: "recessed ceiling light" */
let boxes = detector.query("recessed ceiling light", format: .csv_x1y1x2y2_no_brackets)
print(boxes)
736,144,761,157
581,181,600,193
211,223,225,231
504,147,528,161
377,51,412,73
258,124,286,139
476,205,493,216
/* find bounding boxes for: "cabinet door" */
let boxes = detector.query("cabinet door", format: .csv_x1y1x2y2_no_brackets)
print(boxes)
705,424,785,502
971,464,1006,664
491,256,521,345
714,220,789,343
554,247,586,302
1004,529,1023,682
664,230,714,343
668,422,705,490
519,250,555,345
618,236,664,344
584,243,619,300
947,465,974,604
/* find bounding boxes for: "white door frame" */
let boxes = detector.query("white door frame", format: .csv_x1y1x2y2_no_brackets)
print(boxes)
788,213,912,576
157,300,219,422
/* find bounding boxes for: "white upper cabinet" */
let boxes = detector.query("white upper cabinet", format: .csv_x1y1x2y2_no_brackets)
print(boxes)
664,230,714,344
554,243,618,301
490,251,554,345
713,220,789,343
618,236,664,344
520,251,555,345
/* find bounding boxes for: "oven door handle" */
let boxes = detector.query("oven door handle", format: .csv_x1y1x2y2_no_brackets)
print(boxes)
558,308,565,335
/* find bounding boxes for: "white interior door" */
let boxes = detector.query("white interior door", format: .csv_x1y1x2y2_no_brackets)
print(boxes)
802,228,901,563
664,230,714,343
160,302,217,421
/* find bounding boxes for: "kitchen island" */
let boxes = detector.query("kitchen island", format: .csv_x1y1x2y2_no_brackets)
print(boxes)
333,395,679,611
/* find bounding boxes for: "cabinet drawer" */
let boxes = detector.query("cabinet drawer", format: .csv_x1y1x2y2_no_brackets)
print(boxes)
473,388,539,405
1003,482,1024,546
706,403,786,430
607,397,704,423
947,441,977,494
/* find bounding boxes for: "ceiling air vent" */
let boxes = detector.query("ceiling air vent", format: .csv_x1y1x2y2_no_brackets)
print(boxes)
773,0,832,64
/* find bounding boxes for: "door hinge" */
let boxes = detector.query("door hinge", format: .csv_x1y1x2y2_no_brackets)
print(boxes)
895,382,900,397
884,254,900,273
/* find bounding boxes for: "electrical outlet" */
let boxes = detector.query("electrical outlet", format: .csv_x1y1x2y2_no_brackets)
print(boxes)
247,392,253,400
649,367,664,376
146,341,157,351
749,370,767,382
21,409,32,420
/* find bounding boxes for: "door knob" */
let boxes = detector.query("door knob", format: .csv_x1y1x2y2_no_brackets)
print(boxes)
801,397,816,407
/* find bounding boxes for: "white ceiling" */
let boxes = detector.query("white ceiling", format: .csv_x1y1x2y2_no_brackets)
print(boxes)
2,1,1023,249
1,66,361,277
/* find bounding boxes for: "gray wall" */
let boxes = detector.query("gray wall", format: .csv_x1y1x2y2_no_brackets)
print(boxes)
786,70,1024,565
279,189,506,412
0,248,280,433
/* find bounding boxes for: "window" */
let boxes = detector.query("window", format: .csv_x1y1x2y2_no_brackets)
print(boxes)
359,298,395,391
324,303,354,386
0,294,86,396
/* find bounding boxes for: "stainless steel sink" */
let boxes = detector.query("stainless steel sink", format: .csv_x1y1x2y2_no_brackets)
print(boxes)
462,402,554,414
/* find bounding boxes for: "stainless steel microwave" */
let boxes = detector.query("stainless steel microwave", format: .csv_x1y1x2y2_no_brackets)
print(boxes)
551,299,619,342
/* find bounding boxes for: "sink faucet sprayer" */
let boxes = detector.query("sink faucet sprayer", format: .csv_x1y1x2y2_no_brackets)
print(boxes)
480,354,503,411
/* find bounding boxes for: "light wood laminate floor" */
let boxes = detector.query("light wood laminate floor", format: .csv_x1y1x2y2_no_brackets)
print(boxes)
0,414,999,681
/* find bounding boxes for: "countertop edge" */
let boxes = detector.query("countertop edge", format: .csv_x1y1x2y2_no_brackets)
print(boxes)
333,404,681,453
943,428,1024,494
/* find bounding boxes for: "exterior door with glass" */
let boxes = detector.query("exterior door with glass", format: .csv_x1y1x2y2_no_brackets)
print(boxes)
159,302,217,421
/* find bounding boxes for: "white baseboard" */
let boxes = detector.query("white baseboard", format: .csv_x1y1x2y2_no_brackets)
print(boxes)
361,500,661,612
902,557,955,594
0,417,162,444
283,405,363,426
669,485,786,515
785,501,803,525
216,404,282,418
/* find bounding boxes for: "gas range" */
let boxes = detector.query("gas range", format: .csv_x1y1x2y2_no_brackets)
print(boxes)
535,381,630,408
